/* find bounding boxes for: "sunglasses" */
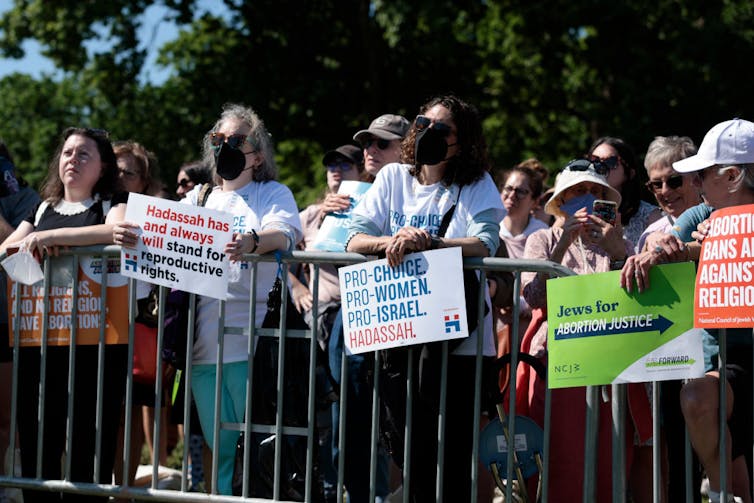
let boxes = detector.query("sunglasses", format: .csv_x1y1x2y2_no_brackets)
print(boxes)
646,175,684,192
414,115,453,137
502,185,531,198
326,162,354,173
210,132,253,150
361,138,391,150
565,158,610,177
177,178,193,189
587,155,621,170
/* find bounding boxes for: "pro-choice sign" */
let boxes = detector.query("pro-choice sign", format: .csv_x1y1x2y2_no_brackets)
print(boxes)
547,262,704,388
339,247,468,354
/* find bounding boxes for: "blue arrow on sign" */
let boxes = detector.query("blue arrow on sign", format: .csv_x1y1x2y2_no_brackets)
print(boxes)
554,314,673,340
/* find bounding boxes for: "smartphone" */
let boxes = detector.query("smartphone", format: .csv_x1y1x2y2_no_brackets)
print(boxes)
592,199,617,225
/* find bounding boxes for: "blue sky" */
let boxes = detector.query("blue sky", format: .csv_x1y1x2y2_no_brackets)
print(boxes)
0,0,224,84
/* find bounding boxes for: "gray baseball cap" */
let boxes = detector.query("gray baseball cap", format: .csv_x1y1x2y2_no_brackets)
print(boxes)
353,114,410,142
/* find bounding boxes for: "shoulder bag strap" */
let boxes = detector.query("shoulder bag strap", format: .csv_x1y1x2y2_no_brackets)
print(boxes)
437,186,462,238
197,183,212,207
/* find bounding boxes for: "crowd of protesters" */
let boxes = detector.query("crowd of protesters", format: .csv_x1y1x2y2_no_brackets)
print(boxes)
0,100,752,503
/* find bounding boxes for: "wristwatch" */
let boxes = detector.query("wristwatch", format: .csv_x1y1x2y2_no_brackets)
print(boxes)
248,229,260,253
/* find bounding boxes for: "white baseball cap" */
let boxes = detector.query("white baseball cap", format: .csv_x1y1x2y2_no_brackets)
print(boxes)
673,118,754,173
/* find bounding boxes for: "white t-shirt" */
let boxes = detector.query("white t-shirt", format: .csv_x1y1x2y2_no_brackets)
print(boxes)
184,181,302,364
351,163,504,356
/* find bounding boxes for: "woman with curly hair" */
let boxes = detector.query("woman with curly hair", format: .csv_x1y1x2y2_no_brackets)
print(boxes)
347,94,504,501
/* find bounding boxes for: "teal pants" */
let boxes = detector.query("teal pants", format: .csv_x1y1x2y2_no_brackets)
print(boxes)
190,361,247,495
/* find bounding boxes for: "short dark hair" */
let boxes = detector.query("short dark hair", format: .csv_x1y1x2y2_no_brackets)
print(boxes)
180,160,213,185
402,94,490,186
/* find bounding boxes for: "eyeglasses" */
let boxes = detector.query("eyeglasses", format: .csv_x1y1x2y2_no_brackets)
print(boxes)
326,162,355,173
361,138,391,150
502,185,531,198
118,168,140,180
646,175,684,192
177,178,193,189
564,158,610,177
587,154,621,170
414,115,454,137
210,132,254,150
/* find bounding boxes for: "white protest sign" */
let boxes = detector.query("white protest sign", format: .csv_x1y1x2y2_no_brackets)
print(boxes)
121,193,234,300
339,247,469,354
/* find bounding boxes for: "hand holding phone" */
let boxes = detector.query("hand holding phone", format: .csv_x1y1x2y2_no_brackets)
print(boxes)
592,199,617,226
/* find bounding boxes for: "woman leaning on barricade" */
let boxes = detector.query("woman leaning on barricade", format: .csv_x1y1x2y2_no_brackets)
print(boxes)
518,157,652,502
0,127,128,502
346,94,505,502
621,119,754,503
114,103,303,495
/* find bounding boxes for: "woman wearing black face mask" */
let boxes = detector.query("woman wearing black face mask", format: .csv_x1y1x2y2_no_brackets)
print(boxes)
187,103,302,495
346,95,504,502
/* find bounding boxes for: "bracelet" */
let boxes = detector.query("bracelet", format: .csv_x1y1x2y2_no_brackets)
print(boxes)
248,229,260,253
430,237,442,249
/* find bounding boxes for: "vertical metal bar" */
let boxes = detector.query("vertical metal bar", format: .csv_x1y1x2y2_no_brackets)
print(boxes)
35,257,51,479
506,271,522,503
652,381,660,503
181,291,198,493
273,265,291,501
121,278,138,490
436,340,449,501
151,285,167,489
210,299,225,494
718,328,728,501
470,268,487,502
9,281,21,481
369,349,381,503
336,329,348,503
612,383,626,503
94,254,109,483
241,261,257,498
64,255,80,481
582,386,599,503
543,379,551,502
305,263,318,502
403,347,415,503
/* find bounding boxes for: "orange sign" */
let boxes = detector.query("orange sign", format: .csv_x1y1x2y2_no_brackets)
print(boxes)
7,256,129,346
695,204,754,328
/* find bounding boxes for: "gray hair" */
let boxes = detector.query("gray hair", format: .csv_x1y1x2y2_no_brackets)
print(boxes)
643,136,697,173
202,103,277,182
719,164,754,194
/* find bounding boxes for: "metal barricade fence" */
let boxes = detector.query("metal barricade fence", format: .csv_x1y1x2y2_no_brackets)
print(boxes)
0,246,737,502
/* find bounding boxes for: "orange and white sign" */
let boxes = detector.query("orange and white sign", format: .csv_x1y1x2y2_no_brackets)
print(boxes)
695,204,754,328
7,256,129,346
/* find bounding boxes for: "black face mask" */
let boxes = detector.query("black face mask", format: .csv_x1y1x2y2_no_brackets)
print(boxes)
215,143,247,180
415,127,449,166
